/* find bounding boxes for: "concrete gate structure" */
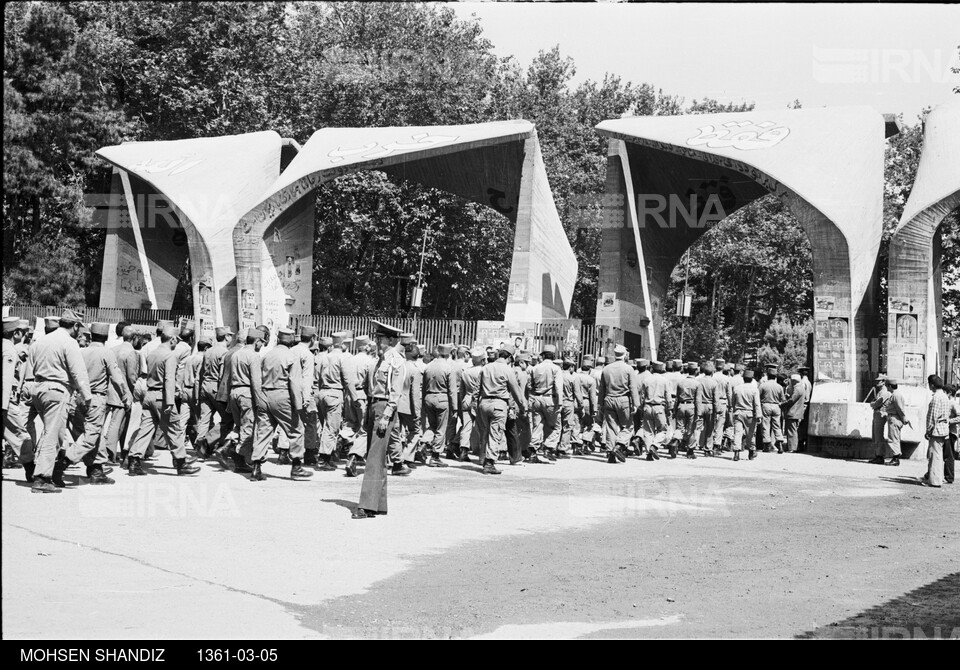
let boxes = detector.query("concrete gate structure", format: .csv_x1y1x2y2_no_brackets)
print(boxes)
96,132,300,336
594,106,898,448
884,100,960,450
232,120,577,335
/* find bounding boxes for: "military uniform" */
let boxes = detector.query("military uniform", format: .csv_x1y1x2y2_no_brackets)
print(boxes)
422,344,459,459
227,330,265,467
731,372,762,459
316,335,357,468
697,365,721,454
527,345,563,459
2,318,35,478
456,350,484,462
388,335,422,469
639,362,672,458
758,368,786,451
674,368,702,456
253,329,309,480
559,362,583,456
290,326,318,460
782,375,807,454
196,327,232,454
599,347,639,462
476,347,526,473
104,333,142,462
576,358,598,451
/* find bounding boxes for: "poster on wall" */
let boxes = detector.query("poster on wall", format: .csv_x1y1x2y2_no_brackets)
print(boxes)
600,292,616,312
814,316,849,382
476,321,536,351
903,353,924,385
894,313,918,343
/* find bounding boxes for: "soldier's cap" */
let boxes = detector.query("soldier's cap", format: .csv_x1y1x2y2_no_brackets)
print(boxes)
44,316,59,328
198,334,213,346
331,331,345,345
791,374,801,382
371,320,401,337
613,344,627,357
60,308,84,325
875,374,887,382
417,344,427,356
354,335,371,346
581,357,595,369
885,377,899,386
542,344,557,354
436,342,454,354
256,324,271,336
743,369,755,379
734,363,745,372
637,358,650,367
161,324,178,340
2,316,20,334
319,336,333,347
724,363,734,371
652,360,666,372
277,327,296,344
215,326,233,338
309,340,320,352
299,325,317,338
517,352,532,363
246,327,263,341
605,354,616,364
628,359,637,368
470,347,486,361
78,325,91,336
341,336,354,344
765,364,778,371
399,332,416,345
563,357,575,366
798,366,810,373
90,322,110,337
671,359,682,365
714,358,726,366
552,358,562,366
499,343,516,355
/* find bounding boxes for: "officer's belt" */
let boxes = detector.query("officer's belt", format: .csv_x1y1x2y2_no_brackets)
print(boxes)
677,400,693,405
319,386,343,391
371,396,390,402
645,402,664,406
480,396,508,402
231,384,249,388
35,379,71,392
531,391,553,396
425,391,447,395
90,391,107,396
262,387,287,392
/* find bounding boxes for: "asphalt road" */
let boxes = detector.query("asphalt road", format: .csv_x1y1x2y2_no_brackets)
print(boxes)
3,449,958,639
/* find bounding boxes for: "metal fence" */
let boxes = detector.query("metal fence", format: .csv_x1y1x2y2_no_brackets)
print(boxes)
6,304,191,328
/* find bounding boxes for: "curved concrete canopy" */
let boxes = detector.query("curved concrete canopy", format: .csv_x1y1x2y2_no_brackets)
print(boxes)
595,106,886,397
233,120,578,334
887,101,960,386
96,131,285,332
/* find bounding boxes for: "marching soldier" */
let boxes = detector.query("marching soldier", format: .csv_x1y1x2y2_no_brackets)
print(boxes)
354,321,406,519
630,359,651,454
527,344,562,463
640,360,672,460
215,328,264,474
422,342,459,463
758,364,786,453
291,326,318,466
504,352,529,465
195,326,233,459
2,317,35,482
782,373,807,454
559,357,583,458
673,363,702,459
30,309,91,492
599,345,638,463
107,324,142,466
183,334,208,447
345,332,373,463
252,328,311,481
731,369,762,461
387,333,422,475
575,356,598,455
126,323,201,476
712,360,732,451
318,334,357,473
212,328,244,465
476,344,527,475
66,322,131,484
697,361,721,456
454,347,485,465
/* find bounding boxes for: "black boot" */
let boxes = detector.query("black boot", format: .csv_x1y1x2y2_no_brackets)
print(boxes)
668,443,678,459
344,455,358,478
427,454,448,468
615,447,627,463
686,448,697,460
291,458,313,479
303,450,319,466
886,456,900,467
390,462,412,476
458,447,472,463
52,452,71,488
316,454,337,471
31,475,61,493
250,460,266,481
607,451,619,464
24,462,36,483
88,463,116,485
232,453,253,474
482,459,502,475
175,456,200,476
734,451,740,462
277,449,291,465
128,456,146,476
119,448,129,469
748,449,757,460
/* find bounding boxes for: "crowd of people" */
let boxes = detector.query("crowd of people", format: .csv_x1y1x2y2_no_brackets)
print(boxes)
2,311,958,517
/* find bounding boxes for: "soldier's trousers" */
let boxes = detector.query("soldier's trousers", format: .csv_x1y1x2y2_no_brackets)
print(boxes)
32,383,71,478
529,395,559,453
885,417,903,458
103,405,130,457
317,389,344,456
196,388,228,446
2,403,34,465
253,389,302,463
129,391,187,459
642,404,669,452
732,411,757,452
424,394,450,454
66,395,110,466
302,399,318,453
458,397,477,455
712,402,728,447
602,396,632,450
477,398,507,463
784,417,800,452
872,414,886,456
698,409,717,450
760,403,783,446
358,400,395,514
559,402,578,452
675,403,698,448
506,412,524,462
229,388,256,462
388,412,420,464
347,395,368,459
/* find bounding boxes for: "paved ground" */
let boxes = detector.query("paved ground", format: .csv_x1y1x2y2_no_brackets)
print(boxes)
3,449,958,639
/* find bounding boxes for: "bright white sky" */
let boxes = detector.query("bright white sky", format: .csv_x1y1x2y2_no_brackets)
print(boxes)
449,2,960,124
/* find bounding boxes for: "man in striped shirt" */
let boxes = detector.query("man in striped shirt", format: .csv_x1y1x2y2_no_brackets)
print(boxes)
922,375,950,488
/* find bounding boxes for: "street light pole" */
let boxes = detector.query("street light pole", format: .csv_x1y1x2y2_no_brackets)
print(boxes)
412,223,430,329
679,251,691,358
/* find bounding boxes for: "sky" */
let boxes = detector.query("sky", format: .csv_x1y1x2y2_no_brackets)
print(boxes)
449,2,960,123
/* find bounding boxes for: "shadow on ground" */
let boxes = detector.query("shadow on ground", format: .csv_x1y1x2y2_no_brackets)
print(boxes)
797,573,960,639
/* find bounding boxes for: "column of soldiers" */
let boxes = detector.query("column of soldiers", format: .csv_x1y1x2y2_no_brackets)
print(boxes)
5,310,824,495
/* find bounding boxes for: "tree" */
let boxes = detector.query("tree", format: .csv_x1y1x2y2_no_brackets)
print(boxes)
756,315,813,373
